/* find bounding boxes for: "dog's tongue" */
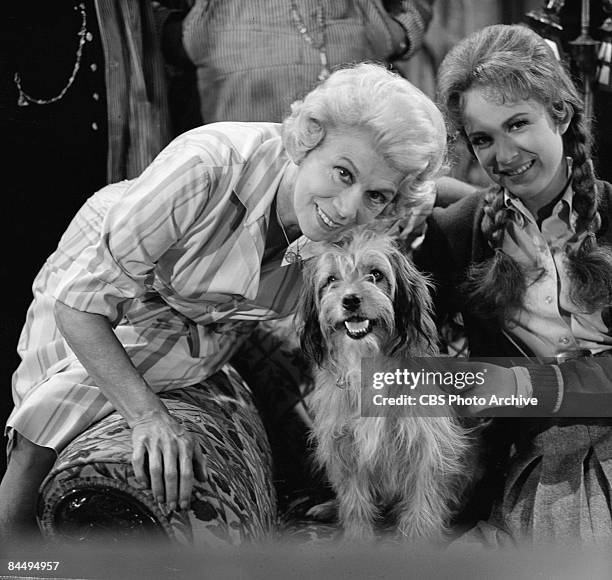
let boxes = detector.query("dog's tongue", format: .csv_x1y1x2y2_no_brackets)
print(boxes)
344,319,370,334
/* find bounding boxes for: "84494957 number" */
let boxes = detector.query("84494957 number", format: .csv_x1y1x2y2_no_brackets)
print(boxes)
7,561,60,571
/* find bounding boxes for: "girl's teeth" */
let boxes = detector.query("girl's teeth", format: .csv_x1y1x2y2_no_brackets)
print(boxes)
507,161,533,176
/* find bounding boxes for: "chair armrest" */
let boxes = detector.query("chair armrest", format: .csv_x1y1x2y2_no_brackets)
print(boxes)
38,367,276,546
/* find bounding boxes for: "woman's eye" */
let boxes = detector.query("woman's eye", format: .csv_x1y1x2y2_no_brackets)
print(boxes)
369,269,384,282
509,119,528,131
334,167,353,184
367,191,388,205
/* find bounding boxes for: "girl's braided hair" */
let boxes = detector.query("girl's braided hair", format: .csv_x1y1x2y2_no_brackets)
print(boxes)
436,24,612,322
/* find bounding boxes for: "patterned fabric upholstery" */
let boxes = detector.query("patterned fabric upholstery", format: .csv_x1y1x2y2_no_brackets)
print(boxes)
232,317,342,542
38,366,277,546
37,321,345,545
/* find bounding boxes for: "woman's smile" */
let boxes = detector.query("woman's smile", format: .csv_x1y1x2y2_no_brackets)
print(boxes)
315,204,342,229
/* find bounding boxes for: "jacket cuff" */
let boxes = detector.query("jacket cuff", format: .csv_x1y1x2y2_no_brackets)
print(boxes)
524,364,563,413
391,0,433,58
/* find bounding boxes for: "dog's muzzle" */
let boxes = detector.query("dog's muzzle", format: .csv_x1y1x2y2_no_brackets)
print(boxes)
338,293,374,339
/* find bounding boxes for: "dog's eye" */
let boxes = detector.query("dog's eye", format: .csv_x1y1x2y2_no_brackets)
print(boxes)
327,275,337,284
368,270,384,283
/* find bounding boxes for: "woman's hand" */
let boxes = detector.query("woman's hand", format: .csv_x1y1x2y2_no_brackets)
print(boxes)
131,410,206,511
54,301,206,511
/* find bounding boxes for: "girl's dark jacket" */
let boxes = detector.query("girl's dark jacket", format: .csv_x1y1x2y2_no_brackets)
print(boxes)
415,180,612,418
413,180,612,523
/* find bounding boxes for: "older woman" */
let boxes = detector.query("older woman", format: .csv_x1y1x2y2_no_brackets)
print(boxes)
0,63,446,538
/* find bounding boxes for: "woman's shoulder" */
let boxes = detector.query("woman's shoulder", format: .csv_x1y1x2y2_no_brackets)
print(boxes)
157,122,285,167
182,121,283,141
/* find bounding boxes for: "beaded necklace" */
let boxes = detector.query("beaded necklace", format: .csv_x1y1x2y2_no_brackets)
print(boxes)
14,2,89,107
276,205,303,266
290,0,330,81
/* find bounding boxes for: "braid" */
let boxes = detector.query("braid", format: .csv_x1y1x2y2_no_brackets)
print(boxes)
462,187,528,322
481,187,512,247
563,109,598,231
562,109,612,311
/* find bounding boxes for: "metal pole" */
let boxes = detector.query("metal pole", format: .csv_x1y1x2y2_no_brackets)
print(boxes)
569,0,599,132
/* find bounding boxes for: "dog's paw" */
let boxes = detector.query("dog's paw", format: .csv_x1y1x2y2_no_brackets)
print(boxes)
305,499,338,522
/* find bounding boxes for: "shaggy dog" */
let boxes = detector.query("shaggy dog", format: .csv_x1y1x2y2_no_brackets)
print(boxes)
297,229,476,541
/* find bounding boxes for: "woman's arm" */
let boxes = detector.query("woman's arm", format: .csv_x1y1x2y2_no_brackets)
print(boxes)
54,300,205,511
51,127,275,507
384,0,435,59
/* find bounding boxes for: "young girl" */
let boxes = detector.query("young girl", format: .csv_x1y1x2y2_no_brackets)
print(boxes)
417,24,612,546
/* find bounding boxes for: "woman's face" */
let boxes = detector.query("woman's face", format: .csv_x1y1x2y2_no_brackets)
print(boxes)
462,88,569,215
289,127,404,242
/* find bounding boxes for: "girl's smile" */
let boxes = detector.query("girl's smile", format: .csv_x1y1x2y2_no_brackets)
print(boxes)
463,89,570,216
498,159,535,178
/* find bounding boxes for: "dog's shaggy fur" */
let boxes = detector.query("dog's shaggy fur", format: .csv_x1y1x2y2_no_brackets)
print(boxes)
298,229,476,541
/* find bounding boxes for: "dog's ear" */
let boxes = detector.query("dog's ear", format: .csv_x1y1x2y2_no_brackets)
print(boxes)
388,246,439,355
297,263,326,366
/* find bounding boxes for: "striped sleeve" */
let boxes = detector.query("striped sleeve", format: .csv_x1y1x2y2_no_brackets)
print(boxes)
390,0,435,58
53,137,216,323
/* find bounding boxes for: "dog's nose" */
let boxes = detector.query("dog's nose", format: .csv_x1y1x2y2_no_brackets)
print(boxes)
342,294,361,312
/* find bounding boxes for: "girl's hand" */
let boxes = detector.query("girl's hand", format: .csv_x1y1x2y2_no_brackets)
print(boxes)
130,410,207,512
437,361,519,417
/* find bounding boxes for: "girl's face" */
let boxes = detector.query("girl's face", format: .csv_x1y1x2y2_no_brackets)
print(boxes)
287,127,404,242
462,88,570,215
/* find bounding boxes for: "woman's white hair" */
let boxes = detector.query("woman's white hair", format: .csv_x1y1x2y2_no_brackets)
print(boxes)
282,62,447,217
